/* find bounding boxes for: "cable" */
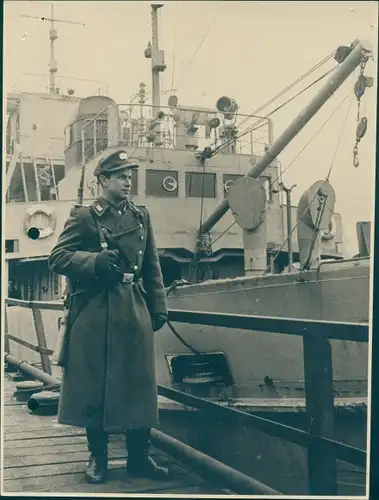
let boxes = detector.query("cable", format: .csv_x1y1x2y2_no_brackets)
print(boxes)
236,52,335,130
209,90,352,251
207,51,336,154
325,95,354,181
213,65,338,156
176,11,218,87
165,280,202,355
198,161,206,233
263,91,352,273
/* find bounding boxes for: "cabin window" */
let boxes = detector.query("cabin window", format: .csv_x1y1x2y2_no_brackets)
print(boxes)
186,172,216,198
7,162,29,203
37,163,56,201
222,174,244,197
95,119,108,154
6,115,13,154
7,163,27,203
96,119,108,138
146,170,179,197
5,239,19,253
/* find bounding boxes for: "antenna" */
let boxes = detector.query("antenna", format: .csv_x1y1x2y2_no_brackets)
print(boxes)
21,4,85,94
144,4,166,144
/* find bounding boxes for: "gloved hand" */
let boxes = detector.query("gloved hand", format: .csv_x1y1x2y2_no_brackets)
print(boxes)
95,249,123,283
151,314,167,332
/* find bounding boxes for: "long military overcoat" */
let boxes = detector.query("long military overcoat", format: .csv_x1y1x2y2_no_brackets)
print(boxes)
48,197,167,432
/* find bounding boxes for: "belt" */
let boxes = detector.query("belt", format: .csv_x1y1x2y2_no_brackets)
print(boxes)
121,273,140,284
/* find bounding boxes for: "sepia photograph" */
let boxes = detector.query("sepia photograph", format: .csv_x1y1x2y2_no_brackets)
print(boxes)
2,0,378,497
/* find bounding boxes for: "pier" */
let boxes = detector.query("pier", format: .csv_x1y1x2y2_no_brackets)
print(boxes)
3,298,369,495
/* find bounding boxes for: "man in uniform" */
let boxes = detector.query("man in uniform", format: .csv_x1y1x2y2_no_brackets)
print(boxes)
48,149,169,484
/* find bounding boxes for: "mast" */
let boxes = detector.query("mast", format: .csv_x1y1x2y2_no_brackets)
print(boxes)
49,4,57,93
144,4,166,144
151,4,162,111
199,40,372,234
21,5,85,94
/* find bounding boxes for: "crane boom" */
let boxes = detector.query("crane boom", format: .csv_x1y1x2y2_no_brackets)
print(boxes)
199,39,372,235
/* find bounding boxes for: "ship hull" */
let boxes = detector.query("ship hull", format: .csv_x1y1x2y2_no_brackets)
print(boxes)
6,257,369,495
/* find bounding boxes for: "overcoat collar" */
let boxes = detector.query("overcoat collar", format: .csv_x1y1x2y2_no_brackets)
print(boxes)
91,197,145,236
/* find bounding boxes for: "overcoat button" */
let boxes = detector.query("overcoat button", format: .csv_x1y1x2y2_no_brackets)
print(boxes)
133,265,138,271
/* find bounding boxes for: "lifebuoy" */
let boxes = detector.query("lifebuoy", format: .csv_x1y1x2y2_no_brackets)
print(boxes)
23,204,57,239
321,215,336,241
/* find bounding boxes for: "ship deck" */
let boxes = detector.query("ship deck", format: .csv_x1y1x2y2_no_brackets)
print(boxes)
2,376,230,495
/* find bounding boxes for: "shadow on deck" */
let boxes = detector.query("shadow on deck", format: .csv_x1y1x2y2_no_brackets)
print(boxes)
3,376,230,495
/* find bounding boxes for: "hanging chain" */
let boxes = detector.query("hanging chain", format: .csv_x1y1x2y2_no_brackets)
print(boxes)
353,53,372,168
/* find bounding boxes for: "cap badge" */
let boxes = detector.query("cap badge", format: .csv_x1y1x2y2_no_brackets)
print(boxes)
119,152,128,160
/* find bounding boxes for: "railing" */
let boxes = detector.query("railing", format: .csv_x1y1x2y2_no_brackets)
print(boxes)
117,103,272,156
4,297,369,496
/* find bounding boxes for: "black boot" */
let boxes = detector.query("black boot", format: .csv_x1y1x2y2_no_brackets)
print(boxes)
126,428,169,480
85,428,109,484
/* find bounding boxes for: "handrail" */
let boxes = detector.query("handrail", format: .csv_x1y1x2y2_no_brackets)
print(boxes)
4,295,369,494
5,298,369,342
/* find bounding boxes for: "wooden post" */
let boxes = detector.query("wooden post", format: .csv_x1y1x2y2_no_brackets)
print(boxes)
32,308,52,375
303,330,338,495
4,308,10,353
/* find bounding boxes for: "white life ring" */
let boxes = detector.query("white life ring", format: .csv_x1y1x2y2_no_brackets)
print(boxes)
23,204,57,239
321,215,336,241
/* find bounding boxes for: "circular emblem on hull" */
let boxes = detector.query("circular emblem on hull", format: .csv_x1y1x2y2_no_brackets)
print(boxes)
162,176,178,192
23,204,57,240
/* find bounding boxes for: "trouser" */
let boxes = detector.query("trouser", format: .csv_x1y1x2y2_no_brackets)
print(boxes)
86,427,153,458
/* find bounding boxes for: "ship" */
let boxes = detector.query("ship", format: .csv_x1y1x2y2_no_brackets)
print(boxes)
4,3,374,496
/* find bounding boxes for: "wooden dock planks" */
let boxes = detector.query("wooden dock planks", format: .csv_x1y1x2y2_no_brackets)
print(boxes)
2,376,229,494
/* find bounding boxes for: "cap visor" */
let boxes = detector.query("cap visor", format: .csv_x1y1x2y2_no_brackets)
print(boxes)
112,163,139,172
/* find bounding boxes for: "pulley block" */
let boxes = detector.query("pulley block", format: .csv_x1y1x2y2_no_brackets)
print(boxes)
354,75,367,100
334,46,351,64
356,117,368,141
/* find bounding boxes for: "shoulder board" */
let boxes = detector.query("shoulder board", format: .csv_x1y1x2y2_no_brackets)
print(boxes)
70,204,90,217
130,201,146,215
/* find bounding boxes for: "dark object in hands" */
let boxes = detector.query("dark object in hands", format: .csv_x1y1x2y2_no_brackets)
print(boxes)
152,314,167,332
95,249,123,283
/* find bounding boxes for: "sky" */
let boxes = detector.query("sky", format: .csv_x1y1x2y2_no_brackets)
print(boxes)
4,0,378,256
